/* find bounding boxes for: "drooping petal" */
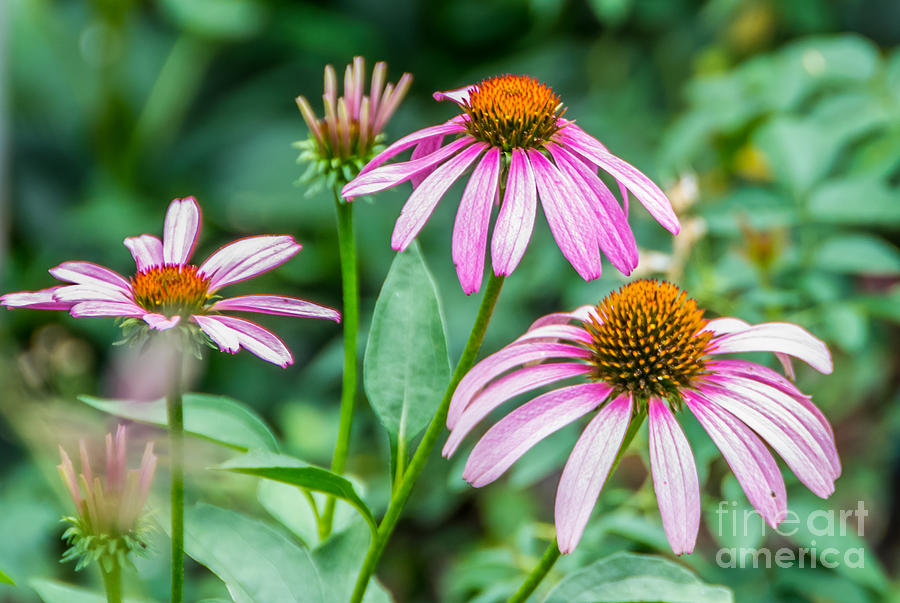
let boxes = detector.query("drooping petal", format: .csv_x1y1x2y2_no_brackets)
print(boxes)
69,301,146,318
708,322,833,374
1,287,72,310
448,342,594,428
547,143,638,274
684,392,787,528
509,324,594,347
699,384,835,498
709,374,840,479
648,398,700,555
142,314,181,330
53,284,132,304
527,149,603,281
557,125,680,234
49,261,132,294
463,382,613,487
433,84,476,105
342,137,474,197
443,362,592,457
198,236,302,293
210,295,340,322
409,135,445,189
162,197,201,265
349,121,468,181
193,315,293,367
555,394,633,553
391,143,488,251
491,148,537,276
452,148,500,294
193,314,240,353
124,235,164,272
701,318,798,380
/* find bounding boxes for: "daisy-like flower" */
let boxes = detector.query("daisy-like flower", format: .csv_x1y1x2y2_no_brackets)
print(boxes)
296,56,413,190
1,197,339,367
342,75,681,294
444,279,839,555
58,425,157,570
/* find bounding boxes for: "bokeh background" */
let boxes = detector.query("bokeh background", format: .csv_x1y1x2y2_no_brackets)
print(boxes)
3,0,900,601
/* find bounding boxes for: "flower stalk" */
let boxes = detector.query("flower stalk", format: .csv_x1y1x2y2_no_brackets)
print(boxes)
101,561,123,603
167,348,185,603
350,272,505,603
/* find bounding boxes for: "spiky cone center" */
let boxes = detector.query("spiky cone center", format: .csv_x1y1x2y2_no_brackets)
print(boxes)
584,280,712,404
131,264,211,316
463,75,564,152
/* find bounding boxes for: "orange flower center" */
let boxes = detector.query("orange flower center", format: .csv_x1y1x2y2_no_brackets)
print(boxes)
462,75,563,151
583,280,712,401
131,265,211,316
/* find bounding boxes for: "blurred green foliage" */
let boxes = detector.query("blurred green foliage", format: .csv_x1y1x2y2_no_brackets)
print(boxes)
3,0,900,601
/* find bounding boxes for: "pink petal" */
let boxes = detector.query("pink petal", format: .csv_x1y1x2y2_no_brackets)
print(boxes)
702,318,798,380
509,324,594,347
709,374,840,479
443,362,592,457
193,314,240,353
143,314,181,330
527,149,603,281
53,284,132,304
391,143,488,252
557,125,680,234
162,197,201,265
698,384,835,498
210,295,340,322
69,301,146,318
448,342,594,428
49,261,131,294
409,135,445,189
463,382,612,487
491,148,537,276
433,84,476,105
555,394,633,553
708,322,833,374
57,448,82,509
648,398,700,555
199,236,302,293
1,287,72,310
124,235,164,272
527,306,597,330
452,148,500,295
547,143,638,275
684,392,787,528
195,315,293,367
342,137,474,197
350,121,468,181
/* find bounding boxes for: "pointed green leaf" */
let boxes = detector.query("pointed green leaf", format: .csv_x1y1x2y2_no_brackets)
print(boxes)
31,579,150,603
78,393,278,452
364,243,451,443
0,569,13,585
814,234,900,276
543,552,733,603
311,521,392,603
218,450,376,535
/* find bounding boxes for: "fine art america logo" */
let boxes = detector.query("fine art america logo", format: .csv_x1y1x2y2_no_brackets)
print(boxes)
714,500,868,569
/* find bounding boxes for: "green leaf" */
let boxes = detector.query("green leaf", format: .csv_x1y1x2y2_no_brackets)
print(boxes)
808,177,900,226
0,569,13,585
78,393,278,452
364,242,451,444
31,579,149,603
311,521,392,603
184,504,324,603
218,450,377,535
813,234,900,276
543,552,733,603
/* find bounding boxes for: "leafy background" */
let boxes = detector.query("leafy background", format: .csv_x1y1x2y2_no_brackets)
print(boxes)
2,0,900,601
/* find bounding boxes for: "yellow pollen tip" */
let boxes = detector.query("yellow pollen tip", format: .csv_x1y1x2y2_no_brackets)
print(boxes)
463,74,563,151
583,279,712,400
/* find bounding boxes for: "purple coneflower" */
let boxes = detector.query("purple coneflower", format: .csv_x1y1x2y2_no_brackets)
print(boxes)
296,56,413,188
444,279,839,555
1,197,339,367
58,425,157,569
342,75,680,294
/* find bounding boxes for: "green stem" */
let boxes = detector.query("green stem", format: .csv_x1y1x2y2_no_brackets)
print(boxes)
350,272,505,603
506,407,648,601
507,542,560,603
166,352,185,603
100,561,122,603
322,196,360,538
